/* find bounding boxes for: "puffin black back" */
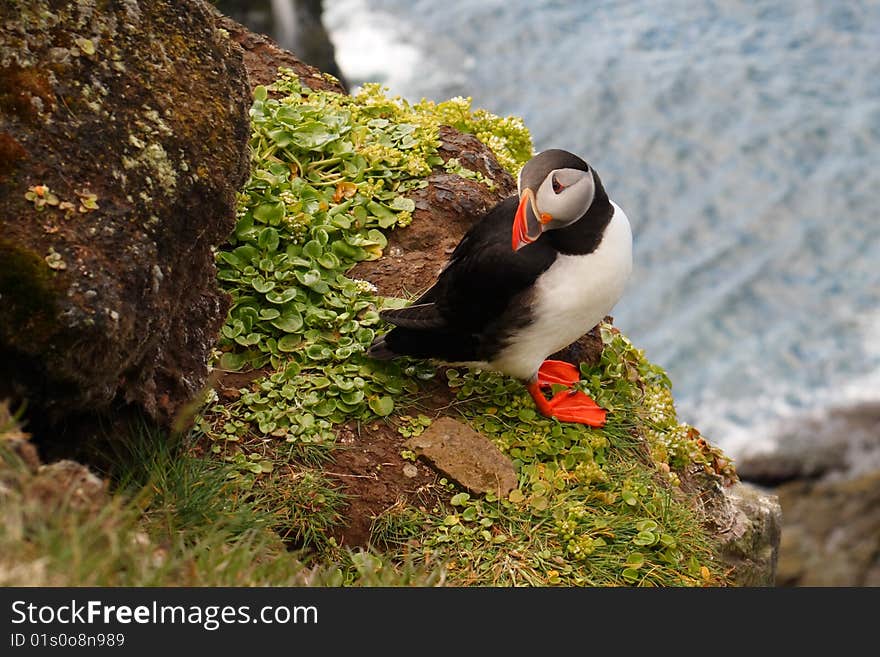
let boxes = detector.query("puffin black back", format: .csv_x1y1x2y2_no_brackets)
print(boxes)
427,197,559,325
371,195,559,364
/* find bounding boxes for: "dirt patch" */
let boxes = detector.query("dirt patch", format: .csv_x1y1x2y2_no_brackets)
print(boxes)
349,128,516,299
213,366,272,403
328,378,460,547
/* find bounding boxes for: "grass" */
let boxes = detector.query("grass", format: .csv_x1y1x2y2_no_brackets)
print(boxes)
0,403,442,586
369,499,426,550
380,378,726,586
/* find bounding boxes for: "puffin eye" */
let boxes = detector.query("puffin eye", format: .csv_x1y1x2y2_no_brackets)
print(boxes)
551,175,564,194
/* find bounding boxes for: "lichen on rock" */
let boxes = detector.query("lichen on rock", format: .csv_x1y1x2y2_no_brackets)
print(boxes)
0,0,252,432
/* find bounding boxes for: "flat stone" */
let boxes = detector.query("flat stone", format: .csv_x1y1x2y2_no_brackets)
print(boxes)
405,416,517,497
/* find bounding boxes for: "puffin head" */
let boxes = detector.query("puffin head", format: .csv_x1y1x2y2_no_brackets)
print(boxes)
512,149,600,251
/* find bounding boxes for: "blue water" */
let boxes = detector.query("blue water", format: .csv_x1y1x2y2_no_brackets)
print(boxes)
325,0,880,455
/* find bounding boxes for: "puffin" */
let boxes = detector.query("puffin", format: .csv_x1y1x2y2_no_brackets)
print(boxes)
368,149,632,426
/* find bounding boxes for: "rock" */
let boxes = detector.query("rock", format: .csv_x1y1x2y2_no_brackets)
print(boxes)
713,482,782,587
693,470,781,586
774,471,880,586
287,0,348,88
0,439,110,585
0,1,251,433
213,1,347,88
737,402,880,485
215,11,346,94
350,127,516,300
31,460,108,513
0,434,107,517
405,416,518,497
738,402,880,586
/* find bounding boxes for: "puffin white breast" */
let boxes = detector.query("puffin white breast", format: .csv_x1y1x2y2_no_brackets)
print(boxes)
490,201,633,380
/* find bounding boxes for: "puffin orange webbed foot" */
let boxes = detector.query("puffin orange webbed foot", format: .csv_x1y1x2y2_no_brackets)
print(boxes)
536,359,581,388
526,374,607,427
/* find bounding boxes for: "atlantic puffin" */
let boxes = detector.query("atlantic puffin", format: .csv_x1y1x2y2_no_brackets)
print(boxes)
369,149,633,426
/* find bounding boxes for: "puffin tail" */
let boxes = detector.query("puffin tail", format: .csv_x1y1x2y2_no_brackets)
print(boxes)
380,303,445,329
369,326,477,362
367,335,397,360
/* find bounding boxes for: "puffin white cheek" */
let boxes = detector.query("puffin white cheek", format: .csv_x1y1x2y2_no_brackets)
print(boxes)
567,174,595,217
536,174,594,225
535,177,562,218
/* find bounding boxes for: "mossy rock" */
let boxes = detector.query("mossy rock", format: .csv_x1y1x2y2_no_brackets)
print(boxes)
0,0,251,431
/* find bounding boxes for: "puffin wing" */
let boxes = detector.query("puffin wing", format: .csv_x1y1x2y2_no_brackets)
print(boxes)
381,197,557,335
380,302,445,329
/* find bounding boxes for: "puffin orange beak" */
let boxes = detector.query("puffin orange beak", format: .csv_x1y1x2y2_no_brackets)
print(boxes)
512,189,552,251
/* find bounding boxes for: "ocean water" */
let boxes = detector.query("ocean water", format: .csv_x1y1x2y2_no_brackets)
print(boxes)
324,0,880,457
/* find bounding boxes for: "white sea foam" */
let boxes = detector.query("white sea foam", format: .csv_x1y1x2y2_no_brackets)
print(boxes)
323,0,422,94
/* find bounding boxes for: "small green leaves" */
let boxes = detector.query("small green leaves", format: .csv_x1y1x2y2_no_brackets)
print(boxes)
341,389,364,405
277,335,301,352
258,227,280,252
74,37,95,55
44,247,67,271
218,351,248,371
302,239,323,259
270,312,303,332
626,552,646,568
635,519,658,532
450,492,470,506
316,252,340,269
233,245,260,263
26,184,60,210
389,196,415,212
287,120,342,150
368,395,394,417
265,288,297,304
254,202,284,224
252,279,276,294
